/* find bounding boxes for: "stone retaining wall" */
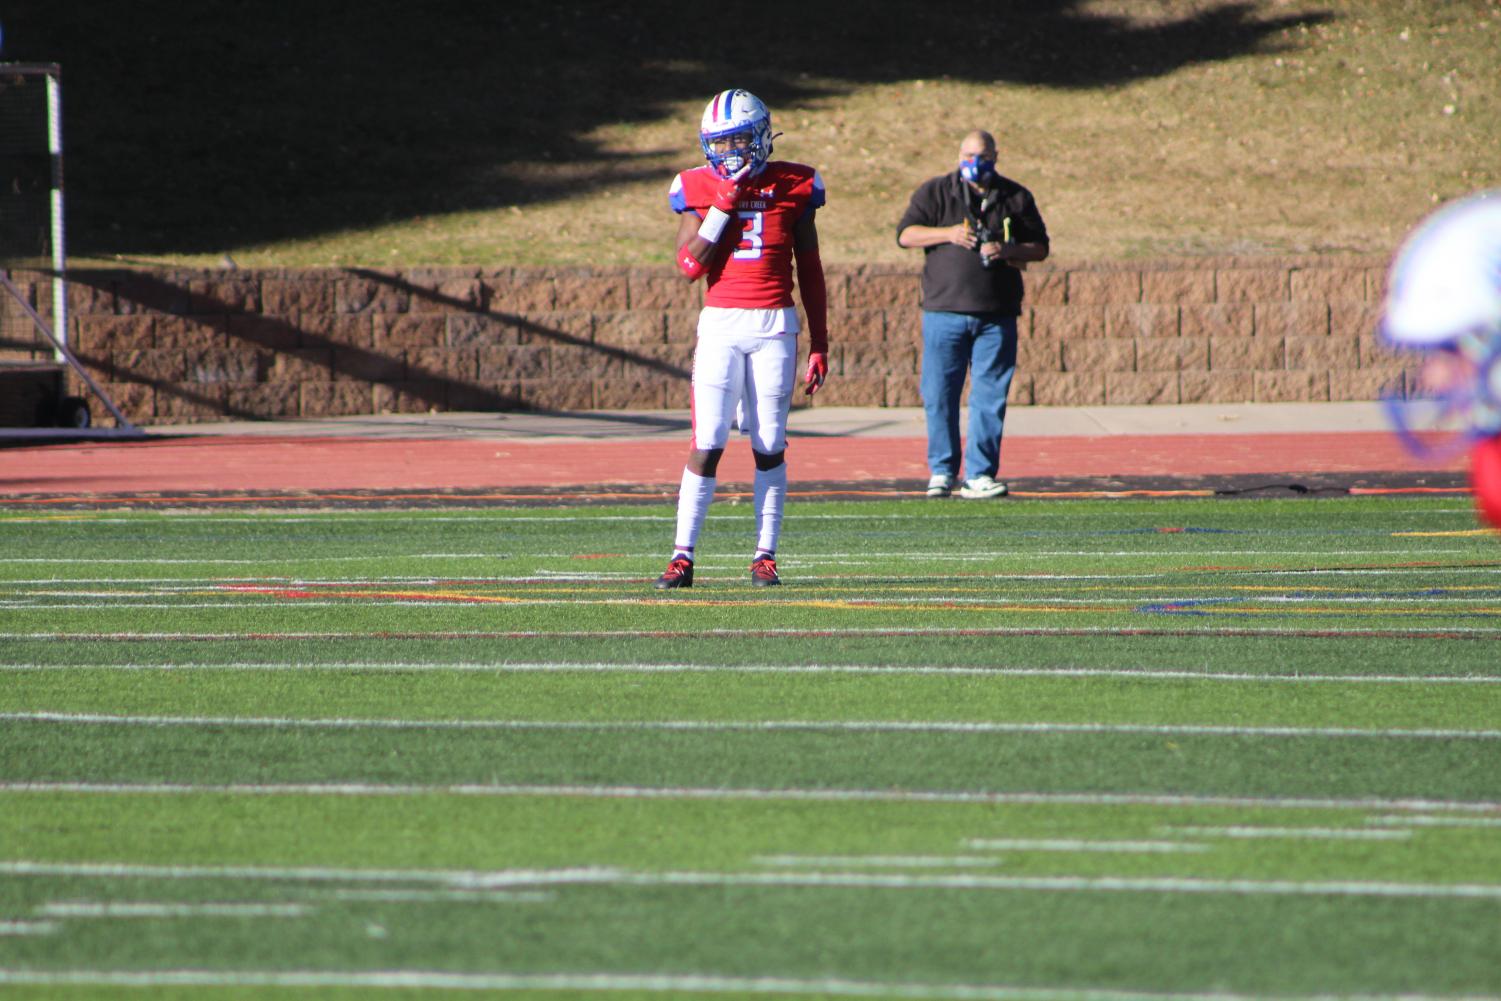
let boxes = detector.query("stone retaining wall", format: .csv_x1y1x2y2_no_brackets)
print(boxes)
0,258,1408,425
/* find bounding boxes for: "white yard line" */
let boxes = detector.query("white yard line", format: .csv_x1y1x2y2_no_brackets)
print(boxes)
752,856,1005,869
964,839,1208,854
1368,814,1501,828
6,711,1500,741
3,860,1500,902
0,922,57,936
3,968,1487,1000
37,902,308,918
2,662,1497,684
3,782,1498,814
1160,827,1413,841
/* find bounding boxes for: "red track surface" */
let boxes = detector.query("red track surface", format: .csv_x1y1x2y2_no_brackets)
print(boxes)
0,431,1461,496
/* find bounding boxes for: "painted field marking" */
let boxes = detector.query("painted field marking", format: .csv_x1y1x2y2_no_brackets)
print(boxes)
4,662,1497,685
964,839,1208,854
4,782,1497,813
4,860,1500,901
5,968,1486,1001
37,902,308,919
0,922,57,937
752,856,1004,869
7,711,1501,741
5,624,1501,641
321,888,552,903
1369,814,1501,828
1161,826,1413,841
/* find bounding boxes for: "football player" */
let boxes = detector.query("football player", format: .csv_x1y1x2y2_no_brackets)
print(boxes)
1380,189,1501,527
653,89,830,589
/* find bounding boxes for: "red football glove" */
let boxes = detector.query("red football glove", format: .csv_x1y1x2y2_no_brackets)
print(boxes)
803,352,828,396
712,163,752,212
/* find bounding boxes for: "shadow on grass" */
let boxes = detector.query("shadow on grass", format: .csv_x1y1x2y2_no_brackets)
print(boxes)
4,1,1329,256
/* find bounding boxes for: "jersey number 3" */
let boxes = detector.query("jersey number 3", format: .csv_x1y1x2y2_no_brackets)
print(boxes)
733,211,764,260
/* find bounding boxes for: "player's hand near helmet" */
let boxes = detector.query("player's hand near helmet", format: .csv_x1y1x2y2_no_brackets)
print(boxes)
712,162,753,213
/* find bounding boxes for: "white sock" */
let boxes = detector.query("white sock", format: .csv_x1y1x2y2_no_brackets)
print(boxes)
674,469,716,556
753,463,787,557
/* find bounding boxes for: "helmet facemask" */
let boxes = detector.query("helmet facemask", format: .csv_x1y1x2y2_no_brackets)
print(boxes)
1383,329,1501,458
699,89,777,179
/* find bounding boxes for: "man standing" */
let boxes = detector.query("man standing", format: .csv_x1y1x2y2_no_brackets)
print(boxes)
654,88,830,589
897,130,1049,499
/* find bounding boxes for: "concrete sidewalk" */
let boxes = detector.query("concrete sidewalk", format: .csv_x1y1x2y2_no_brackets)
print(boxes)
122,401,1393,443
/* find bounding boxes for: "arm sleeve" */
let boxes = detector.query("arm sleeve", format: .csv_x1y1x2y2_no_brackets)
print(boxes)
794,242,828,353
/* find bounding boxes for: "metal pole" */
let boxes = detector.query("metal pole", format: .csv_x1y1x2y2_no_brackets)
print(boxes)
46,67,66,362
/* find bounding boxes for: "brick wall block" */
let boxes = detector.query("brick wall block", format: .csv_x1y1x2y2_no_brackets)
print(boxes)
188,278,260,314
1137,337,1208,372
478,345,550,381
1290,267,1366,302
374,380,448,414
329,348,402,382
447,313,520,347
1062,338,1135,372
337,275,411,314
1180,371,1254,403
1142,269,1214,304
832,307,890,342
847,274,919,308
841,342,915,376
1105,303,1178,338
1181,302,1253,339
262,279,337,315
1025,270,1067,306
186,348,266,384
1358,335,1405,369
97,382,154,423
114,273,193,316
551,344,636,377
75,315,153,353
226,314,301,351
1008,372,1035,406
1286,336,1358,370
112,349,187,382
374,314,446,349
885,374,922,407
665,309,702,344
155,385,227,421
1365,266,1389,303
1217,267,1288,302
627,273,699,311
301,381,374,417
406,347,479,382
1255,370,1329,402
553,273,628,312
1210,337,1284,371
1033,304,1105,340
226,382,299,418
1107,371,1179,405
447,380,521,411
405,278,484,314
1330,367,1403,401
515,310,593,345
1255,301,1329,339
1331,302,1384,339
157,316,230,351
1018,337,1062,373
297,313,373,348
594,377,672,410
272,349,336,382
67,278,116,316
1033,372,1105,406
486,274,557,313
516,378,593,410
1069,270,1141,305
593,311,667,346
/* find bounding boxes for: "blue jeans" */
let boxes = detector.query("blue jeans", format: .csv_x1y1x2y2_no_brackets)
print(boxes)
920,310,1018,481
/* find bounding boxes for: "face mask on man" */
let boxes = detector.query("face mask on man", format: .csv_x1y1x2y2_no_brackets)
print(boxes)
960,154,997,185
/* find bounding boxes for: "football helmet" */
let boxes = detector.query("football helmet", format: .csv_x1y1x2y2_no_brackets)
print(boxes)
1380,191,1501,454
699,89,776,179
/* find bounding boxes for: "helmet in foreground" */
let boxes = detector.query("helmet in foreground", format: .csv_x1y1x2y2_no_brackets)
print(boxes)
699,89,775,179
1380,191,1501,452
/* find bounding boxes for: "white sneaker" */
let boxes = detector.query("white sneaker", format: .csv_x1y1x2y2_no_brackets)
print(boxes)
926,474,953,498
959,475,1008,499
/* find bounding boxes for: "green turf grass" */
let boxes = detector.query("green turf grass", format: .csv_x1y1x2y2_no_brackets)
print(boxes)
2,497,1499,999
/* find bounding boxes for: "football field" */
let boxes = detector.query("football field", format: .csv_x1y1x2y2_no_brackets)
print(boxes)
2,495,1500,999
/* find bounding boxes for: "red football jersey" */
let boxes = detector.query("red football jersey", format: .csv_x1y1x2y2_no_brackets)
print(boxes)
669,161,825,309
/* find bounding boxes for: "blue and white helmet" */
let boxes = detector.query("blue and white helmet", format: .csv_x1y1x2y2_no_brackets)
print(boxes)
1381,190,1501,451
699,89,775,179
